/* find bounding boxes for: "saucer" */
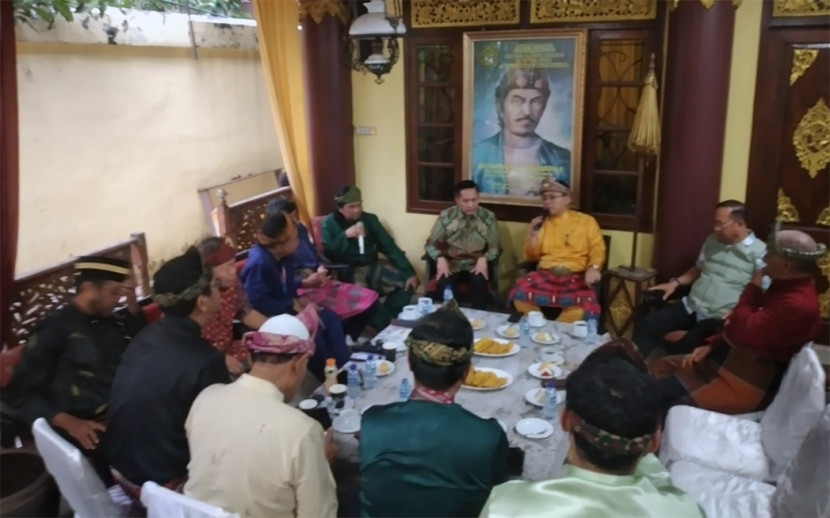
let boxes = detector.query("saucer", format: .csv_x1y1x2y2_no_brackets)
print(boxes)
524,388,566,408
527,362,564,380
496,324,521,339
528,319,546,328
531,331,560,345
398,310,421,321
515,418,554,439
332,409,361,434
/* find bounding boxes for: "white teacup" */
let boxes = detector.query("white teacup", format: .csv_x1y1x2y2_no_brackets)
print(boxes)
539,347,563,364
528,311,545,327
571,320,588,338
400,305,421,321
418,297,434,315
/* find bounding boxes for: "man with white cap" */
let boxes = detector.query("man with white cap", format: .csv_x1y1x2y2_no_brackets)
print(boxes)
184,306,338,518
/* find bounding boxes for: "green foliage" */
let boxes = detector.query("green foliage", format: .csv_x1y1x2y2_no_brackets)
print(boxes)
14,0,251,28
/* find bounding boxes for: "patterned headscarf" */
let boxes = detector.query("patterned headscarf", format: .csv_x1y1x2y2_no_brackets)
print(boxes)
767,220,828,261
243,305,319,356
204,241,236,267
335,185,362,205
405,299,474,367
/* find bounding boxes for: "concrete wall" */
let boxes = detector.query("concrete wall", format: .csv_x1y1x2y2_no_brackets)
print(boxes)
352,2,763,289
16,12,281,273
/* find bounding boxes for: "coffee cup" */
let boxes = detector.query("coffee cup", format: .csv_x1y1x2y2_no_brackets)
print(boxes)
418,297,434,315
571,321,588,338
299,399,319,411
299,398,332,429
528,311,545,327
539,347,563,364
382,342,398,362
330,383,347,410
400,305,421,321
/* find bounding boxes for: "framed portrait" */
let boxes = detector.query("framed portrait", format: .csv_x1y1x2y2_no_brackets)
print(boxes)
462,29,587,207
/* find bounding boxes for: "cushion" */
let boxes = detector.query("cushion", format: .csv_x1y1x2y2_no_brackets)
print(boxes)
771,405,830,518
311,216,326,253
760,345,825,480
670,460,774,518
141,303,163,324
660,405,769,480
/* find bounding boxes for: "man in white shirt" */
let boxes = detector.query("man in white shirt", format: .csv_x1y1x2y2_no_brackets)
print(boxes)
184,306,338,518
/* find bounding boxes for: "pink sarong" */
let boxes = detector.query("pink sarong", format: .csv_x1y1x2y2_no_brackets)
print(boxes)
299,280,378,319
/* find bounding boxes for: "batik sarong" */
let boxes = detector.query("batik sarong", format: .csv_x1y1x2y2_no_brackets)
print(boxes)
509,271,601,319
299,281,379,320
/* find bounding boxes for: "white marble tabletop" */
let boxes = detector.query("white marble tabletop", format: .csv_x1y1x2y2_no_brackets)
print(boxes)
325,308,607,481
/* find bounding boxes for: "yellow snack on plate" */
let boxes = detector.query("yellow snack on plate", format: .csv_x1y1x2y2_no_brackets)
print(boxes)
535,332,553,342
474,338,513,355
464,369,507,388
502,326,520,338
378,362,391,374
470,318,485,328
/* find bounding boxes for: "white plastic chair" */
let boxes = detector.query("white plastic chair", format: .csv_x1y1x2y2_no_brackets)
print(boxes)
141,481,239,518
31,417,130,518
660,345,826,481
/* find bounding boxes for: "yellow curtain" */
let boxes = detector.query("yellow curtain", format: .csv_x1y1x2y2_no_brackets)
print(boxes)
253,0,314,225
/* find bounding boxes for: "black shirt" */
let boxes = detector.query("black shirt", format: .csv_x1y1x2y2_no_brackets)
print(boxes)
104,315,229,484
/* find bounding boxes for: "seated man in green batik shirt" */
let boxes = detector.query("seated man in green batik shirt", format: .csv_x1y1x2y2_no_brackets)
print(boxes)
425,180,500,309
479,340,703,518
322,185,418,330
360,303,508,517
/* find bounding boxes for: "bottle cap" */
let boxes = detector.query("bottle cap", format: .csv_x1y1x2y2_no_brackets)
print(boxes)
326,358,336,367
350,363,357,370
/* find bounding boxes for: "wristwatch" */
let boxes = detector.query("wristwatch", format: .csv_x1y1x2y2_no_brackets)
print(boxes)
670,277,682,286
590,264,600,271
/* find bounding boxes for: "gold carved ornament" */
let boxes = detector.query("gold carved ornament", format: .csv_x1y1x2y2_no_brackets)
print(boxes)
671,0,742,10
411,0,518,28
298,0,348,25
817,207,830,226
792,98,830,179
820,290,829,319
777,188,801,222
531,0,656,23
790,49,819,85
773,0,830,17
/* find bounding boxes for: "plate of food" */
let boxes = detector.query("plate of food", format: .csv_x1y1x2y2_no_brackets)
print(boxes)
524,388,566,408
531,331,560,345
473,337,520,358
462,367,513,391
515,417,554,439
496,324,521,339
359,359,396,377
527,362,564,380
469,317,486,331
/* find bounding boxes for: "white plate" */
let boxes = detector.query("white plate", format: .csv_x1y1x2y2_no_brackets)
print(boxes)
374,359,396,377
524,388,566,408
398,311,422,321
531,331,560,345
469,317,486,331
462,367,514,391
515,418,554,439
496,324,521,340
527,362,564,380
473,338,520,358
332,409,361,434
528,319,547,328
538,351,565,365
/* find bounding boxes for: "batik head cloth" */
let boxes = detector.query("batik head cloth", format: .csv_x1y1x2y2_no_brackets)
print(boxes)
405,299,474,367
204,241,236,267
768,220,828,261
539,178,570,197
243,305,319,356
152,247,212,308
335,185,362,205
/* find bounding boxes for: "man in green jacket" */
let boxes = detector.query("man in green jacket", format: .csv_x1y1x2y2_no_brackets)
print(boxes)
322,185,418,330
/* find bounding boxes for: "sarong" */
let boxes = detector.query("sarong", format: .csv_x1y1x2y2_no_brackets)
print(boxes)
354,259,410,296
509,271,600,319
298,280,379,319
652,339,789,415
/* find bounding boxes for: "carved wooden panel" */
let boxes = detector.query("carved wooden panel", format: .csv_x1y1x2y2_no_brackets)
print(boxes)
411,0,519,28
603,267,656,339
773,0,830,17
7,235,149,348
531,0,657,23
229,199,271,252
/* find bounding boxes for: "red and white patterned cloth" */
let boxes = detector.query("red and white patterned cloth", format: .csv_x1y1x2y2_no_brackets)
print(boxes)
201,283,251,361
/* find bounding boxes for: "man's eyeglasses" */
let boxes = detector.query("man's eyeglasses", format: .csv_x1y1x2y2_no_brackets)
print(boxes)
713,220,736,231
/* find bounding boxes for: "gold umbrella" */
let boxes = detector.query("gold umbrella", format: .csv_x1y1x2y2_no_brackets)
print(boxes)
627,53,660,156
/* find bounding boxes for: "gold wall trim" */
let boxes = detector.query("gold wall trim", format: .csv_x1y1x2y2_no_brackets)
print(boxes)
298,0,348,25
531,0,657,23
818,253,830,279
793,98,830,179
821,289,829,320
818,207,830,226
773,0,830,17
700,0,716,8
411,0,519,28
732,0,743,7
790,49,819,85
777,188,801,222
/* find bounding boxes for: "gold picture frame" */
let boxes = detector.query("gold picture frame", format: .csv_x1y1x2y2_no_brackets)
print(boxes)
462,29,587,207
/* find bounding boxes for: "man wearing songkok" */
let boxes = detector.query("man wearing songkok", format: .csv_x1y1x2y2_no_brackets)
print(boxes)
197,237,267,376
480,340,704,518
509,179,606,322
185,306,337,518
267,197,380,328
322,185,419,329
635,200,767,361
360,302,508,517
105,247,229,498
425,180,500,309
652,224,823,414
3,256,144,481
241,210,354,380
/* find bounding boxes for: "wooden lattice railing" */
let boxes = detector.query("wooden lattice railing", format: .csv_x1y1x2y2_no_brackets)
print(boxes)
212,186,293,251
5,233,151,349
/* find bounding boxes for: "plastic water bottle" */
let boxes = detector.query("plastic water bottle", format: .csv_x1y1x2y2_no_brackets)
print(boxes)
587,316,599,345
363,355,378,390
399,378,412,401
542,382,558,420
519,318,531,349
347,363,361,400
443,285,454,303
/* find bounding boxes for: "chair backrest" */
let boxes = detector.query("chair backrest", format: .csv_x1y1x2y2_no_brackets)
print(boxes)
760,344,826,480
140,481,239,518
311,216,326,253
31,418,121,518
771,404,830,518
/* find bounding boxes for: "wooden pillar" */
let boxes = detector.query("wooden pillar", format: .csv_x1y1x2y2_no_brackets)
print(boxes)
299,0,355,216
654,0,737,277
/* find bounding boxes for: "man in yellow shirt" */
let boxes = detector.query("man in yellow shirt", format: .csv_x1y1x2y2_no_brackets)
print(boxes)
509,179,606,322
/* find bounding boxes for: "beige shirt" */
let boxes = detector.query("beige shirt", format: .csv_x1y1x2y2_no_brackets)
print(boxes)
184,374,337,518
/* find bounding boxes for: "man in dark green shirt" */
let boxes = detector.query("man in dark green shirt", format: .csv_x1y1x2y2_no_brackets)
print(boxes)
322,185,418,330
359,303,508,517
